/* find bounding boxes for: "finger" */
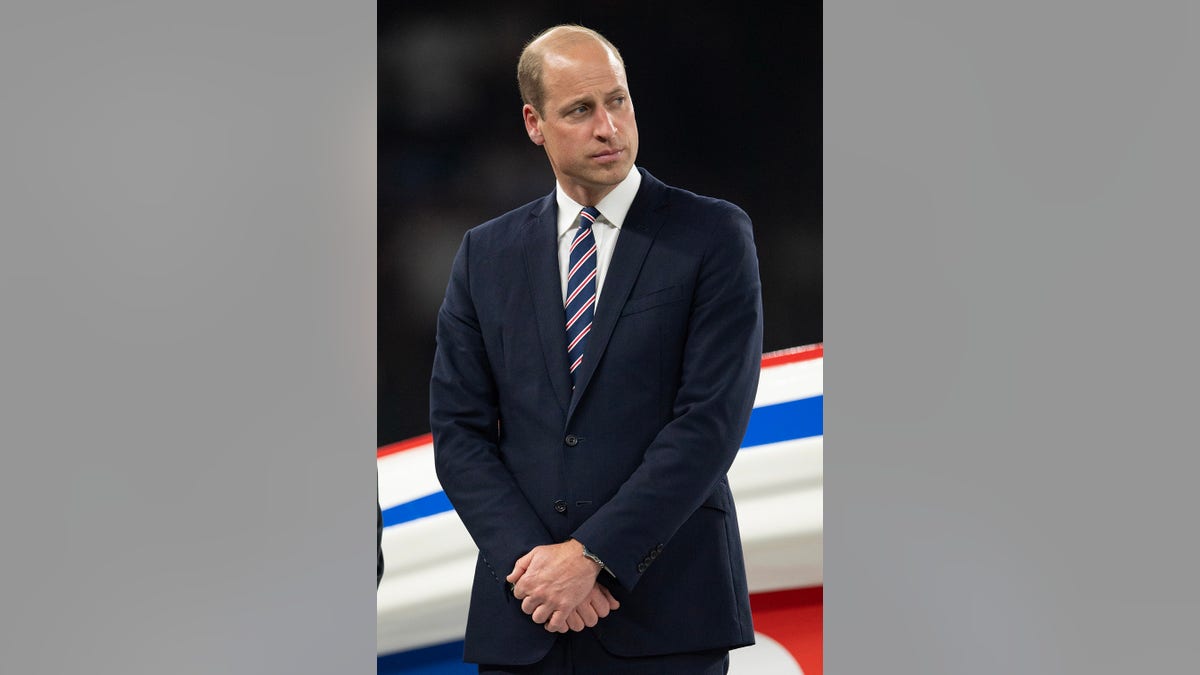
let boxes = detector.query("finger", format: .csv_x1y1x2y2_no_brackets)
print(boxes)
521,596,538,616
592,595,611,619
506,551,533,583
544,610,567,633
597,584,620,610
531,604,552,625
566,610,586,632
577,603,599,627
586,588,609,619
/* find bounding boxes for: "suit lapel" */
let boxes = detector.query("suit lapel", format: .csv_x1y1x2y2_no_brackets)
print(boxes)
522,195,572,415
568,172,668,420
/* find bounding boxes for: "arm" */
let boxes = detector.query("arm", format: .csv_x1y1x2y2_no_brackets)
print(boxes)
430,231,555,579
570,206,764,590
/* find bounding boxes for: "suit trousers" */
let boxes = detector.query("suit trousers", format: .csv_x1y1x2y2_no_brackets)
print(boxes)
477,630,730,675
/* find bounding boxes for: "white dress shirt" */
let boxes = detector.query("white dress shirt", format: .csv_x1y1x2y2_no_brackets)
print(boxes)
555,167,643,308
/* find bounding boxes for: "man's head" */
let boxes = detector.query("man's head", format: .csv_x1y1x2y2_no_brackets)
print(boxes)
518,25,639,206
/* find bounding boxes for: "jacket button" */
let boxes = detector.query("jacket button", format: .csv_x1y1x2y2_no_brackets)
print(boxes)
564,434,579,447
554,500,568,513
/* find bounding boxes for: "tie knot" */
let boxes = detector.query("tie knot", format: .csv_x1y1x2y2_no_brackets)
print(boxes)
578,207,601,228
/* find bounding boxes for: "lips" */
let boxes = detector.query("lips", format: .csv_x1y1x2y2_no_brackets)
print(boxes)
592,148,624,163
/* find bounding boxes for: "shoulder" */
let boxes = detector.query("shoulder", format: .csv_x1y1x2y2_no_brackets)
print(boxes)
642,169,752,237
668,186,750,229
464,194,550,248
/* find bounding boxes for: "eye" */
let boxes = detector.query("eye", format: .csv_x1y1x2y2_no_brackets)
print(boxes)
570,105,588,116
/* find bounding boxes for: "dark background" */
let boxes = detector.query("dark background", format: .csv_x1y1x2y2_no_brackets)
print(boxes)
379,2,822,445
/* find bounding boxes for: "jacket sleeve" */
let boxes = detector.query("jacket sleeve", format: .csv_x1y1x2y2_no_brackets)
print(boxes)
430,230,555,581
570,205,763,591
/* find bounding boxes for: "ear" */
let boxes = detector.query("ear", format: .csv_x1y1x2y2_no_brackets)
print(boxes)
523,104,545,146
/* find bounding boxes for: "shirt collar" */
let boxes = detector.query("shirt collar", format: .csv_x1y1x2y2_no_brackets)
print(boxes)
555,167,643,238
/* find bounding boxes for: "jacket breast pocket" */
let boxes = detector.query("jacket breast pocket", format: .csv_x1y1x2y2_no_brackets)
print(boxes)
619,285,685,317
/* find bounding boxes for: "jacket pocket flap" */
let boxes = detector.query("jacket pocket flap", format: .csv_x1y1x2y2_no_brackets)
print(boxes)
700,482,731,513
620,285,684,316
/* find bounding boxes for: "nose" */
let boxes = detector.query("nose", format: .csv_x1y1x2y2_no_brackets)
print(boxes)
594,109,617,140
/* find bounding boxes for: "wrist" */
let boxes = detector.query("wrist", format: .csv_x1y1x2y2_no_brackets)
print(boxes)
572,538,611,577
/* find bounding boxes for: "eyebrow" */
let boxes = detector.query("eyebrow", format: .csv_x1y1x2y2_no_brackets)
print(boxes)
559,88,628,114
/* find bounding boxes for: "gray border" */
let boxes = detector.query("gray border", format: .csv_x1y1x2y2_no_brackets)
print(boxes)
0,2,376,672
828,2,1200,672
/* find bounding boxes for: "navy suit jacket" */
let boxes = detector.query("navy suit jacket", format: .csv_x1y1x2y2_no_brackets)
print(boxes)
430,168,762,665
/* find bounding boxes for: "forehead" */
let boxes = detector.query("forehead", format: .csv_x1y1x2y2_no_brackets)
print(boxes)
540,40,627,101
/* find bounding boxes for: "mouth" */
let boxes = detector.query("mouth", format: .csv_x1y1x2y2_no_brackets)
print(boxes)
592,149,624,164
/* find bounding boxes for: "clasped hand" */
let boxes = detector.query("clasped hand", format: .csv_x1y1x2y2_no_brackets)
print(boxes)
506,540,620,633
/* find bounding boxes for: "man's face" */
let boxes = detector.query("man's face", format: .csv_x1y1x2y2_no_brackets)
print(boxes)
523,39,639,204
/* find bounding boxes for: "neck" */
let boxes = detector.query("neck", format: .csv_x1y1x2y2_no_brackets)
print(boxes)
562,184,616,207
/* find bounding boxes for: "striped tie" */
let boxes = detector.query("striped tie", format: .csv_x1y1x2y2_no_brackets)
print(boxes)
565,207,600,388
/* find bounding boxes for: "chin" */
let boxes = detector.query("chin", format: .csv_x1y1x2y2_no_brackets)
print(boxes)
594,164,631,181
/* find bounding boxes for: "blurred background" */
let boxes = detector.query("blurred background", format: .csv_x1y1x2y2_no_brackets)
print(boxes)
379,1,821,445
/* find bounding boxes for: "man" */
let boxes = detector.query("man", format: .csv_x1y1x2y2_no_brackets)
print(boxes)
430,24,762,674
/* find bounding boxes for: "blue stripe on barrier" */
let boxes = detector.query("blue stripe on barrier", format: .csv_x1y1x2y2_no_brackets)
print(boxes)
382,395,822,529
381,491,453,528
740,395,823,449
378,640,473,674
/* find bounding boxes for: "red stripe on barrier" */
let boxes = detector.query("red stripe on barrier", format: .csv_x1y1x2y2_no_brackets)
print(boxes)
377,433,433,458
762,343,823,368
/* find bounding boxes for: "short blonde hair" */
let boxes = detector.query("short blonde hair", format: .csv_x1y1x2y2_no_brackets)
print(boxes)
517,25,626,117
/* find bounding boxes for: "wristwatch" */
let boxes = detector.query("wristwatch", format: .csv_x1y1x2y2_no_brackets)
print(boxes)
578,541,615,578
